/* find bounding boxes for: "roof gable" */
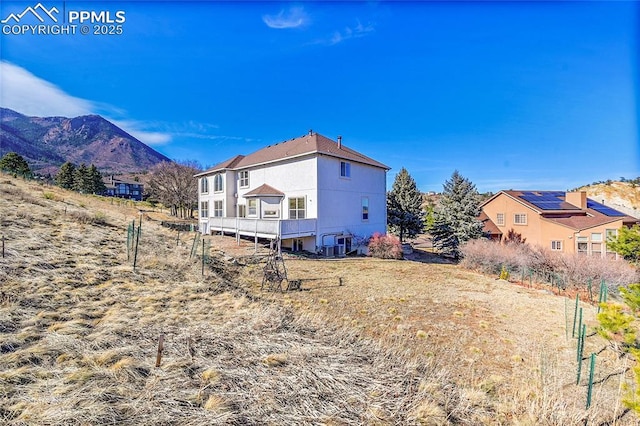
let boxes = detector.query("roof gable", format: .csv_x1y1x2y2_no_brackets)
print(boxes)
243,184,285,198
197,132,389,176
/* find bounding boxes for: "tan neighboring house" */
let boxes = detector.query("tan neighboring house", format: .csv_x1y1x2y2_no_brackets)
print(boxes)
481,190,639,257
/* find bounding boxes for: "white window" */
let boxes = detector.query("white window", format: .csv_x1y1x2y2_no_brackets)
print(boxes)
239,171,249,188
496,213,505,226
514,213,527,225
264,210,279,218
213,174,223,192
289,197,306,219
200,201,208,218
362,197,369,221
213,200,223,217
551,240,562,251
591,242,602,257
591,233,602,242
200,177,209,194
577,242,588,255
248,199,257,217
238,205,246,218
340,161,351,178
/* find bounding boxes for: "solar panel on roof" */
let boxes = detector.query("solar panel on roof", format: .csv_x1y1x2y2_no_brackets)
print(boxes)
520,192,581,210
586,200,626,217
529,201,566,210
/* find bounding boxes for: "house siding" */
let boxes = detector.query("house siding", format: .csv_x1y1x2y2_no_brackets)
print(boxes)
482,193,543,243
236,156,318,220
197,134,388,254
482,191,633,256
316,155,387,249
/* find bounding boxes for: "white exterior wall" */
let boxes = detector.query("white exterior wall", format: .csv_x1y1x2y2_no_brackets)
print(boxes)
316,155,387,249
198,171,233,233
236,156,318,220
198,152,387,253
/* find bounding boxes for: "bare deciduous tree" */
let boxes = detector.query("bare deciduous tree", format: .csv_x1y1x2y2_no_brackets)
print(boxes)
147,161,201,218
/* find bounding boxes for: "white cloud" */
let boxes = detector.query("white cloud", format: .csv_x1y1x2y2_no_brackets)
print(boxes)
328,20,375,45
110,119,172,145
0,61,171,146
263,6,308,29
0,61,93,117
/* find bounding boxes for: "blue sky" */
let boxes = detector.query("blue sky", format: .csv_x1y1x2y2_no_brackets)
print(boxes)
1,1,638,193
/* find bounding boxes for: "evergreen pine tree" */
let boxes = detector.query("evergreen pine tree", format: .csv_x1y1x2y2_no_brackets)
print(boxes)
73,163,90,193
87,164,106,194
0,152,31,178
56,162,76,189
607,225,640,264
387,167,424,242
430,170,484,259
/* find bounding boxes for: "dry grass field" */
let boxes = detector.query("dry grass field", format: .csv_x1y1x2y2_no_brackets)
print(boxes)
1,175,637,425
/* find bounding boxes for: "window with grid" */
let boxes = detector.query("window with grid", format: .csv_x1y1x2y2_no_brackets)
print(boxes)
200,177,209,194
248,199,257,217
289,197,306,219
239,171,249,188
200,201,208,218
514,213,527,225
213,174,223,192
213,200,223,217
551,240,562,251
496,213,505,226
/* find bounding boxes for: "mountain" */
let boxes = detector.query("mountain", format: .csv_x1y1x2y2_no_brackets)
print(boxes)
0,108,171,175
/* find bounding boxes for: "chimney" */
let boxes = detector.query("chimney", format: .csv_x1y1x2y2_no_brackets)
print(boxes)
337,135,342,149
565,191,587,209
308,129,313,136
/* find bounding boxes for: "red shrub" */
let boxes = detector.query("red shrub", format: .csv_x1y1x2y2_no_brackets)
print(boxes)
368,232,403,259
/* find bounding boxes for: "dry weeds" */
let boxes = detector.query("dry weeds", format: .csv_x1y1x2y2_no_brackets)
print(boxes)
0,176,637,425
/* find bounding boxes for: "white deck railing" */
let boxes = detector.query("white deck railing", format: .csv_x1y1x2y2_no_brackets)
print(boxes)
207,217,317,239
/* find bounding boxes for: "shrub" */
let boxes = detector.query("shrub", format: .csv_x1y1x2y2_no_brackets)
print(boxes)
461,239,639,289
368,232,403,259
499,265,510,281
69,211,108,225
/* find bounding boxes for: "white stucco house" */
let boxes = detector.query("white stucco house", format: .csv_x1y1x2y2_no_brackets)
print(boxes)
195,131,390,255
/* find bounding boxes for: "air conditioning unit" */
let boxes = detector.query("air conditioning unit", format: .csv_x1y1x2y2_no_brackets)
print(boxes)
322,245,335,257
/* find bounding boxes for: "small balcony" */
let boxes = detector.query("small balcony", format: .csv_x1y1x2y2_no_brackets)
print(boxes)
205,217,317,240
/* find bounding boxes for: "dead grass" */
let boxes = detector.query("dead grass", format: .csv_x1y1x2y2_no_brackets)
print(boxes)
0,175,638,425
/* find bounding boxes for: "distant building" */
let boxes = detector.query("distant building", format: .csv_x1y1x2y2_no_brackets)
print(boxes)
195,131,390,255
103,175,144,201
481,190,639,257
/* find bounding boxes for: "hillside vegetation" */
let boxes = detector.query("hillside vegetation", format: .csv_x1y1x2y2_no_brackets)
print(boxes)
0,176,637,424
